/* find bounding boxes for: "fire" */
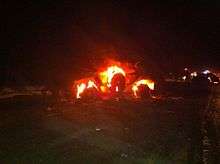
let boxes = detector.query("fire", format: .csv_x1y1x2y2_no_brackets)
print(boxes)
132,79,155,97
132,85,139,97
87,80,98,89
76,83,86,99
75,65,126,99
73,60,156,100
116,86,119,92
99,65,126,87
100,86,107,92
76,80,98,99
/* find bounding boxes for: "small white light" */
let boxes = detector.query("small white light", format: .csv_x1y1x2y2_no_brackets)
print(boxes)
202,70,210,74
116,86,119,92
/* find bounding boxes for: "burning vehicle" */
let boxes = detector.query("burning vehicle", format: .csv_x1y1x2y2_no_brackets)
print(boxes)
72,61,155,101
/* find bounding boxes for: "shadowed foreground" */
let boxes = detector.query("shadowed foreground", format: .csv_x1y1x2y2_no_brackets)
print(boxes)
0,87,219,164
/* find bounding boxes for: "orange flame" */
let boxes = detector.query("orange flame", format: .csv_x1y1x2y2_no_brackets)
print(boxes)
76,80,98,99
87,80,98,89
99,65,126,87
76,83,86,99
132,79,155,97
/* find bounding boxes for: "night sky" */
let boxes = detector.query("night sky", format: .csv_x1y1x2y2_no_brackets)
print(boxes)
2,1,220,87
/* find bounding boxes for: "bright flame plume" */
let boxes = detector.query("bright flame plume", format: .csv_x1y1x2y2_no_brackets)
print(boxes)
99,65,126,87
76,80,98,99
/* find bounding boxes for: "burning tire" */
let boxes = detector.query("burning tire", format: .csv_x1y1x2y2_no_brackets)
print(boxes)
73,62,155,100
132,79,154,98
136,84,150,98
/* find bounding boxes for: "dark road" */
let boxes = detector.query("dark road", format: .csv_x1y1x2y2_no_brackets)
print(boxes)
0,87,219,164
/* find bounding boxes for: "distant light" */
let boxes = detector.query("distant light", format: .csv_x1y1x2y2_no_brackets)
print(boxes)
184,68,188,71
214,82,219,84
182,76,186,80
208,77,212,82
190,72,197,77
202,70,210,74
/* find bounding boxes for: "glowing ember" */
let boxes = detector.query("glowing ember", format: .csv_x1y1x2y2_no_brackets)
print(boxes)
132,79,155,97
132,85,138,97
99,65,126,87
116,86,119,92
100,86,107,92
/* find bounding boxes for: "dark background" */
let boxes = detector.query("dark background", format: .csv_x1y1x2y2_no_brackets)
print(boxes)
1,1,220,87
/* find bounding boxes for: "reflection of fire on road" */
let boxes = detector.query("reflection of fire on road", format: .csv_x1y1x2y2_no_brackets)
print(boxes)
73,60,155,100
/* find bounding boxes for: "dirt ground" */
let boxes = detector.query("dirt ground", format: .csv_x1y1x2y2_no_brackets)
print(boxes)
0,87,219,164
